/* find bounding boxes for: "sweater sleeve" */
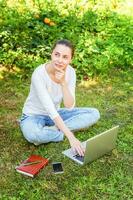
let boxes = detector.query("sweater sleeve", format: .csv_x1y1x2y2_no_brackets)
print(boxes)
31,70,59,120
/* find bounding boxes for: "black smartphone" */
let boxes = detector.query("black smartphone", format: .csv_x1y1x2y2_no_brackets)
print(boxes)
52,162,64,174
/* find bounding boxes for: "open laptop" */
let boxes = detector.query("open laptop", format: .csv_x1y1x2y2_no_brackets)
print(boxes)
62,126,119,165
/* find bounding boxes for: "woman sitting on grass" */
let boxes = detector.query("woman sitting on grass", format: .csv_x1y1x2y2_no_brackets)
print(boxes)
20,39,100,156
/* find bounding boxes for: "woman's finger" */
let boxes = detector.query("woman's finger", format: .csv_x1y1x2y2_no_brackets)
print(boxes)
55,72,64,77
73,144,82,156
77,146,84,156
77,144,85,156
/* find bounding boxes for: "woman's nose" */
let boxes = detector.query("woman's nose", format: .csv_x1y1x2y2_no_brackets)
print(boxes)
58,56,63,63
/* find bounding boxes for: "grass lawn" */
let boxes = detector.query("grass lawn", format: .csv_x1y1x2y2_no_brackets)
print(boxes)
0,69,132,200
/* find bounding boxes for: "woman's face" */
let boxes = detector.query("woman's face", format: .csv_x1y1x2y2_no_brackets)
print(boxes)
51,44,72,71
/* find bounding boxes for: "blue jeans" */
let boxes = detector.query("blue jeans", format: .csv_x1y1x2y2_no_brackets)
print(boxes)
20,107,100,145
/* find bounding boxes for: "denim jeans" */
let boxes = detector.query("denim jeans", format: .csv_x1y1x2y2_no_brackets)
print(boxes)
20,107,100,145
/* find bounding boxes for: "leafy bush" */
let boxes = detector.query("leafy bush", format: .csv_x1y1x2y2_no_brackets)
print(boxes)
0,0,132,79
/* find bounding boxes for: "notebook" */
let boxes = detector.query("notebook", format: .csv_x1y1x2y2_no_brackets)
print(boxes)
15,155,49,177
62,126,119,165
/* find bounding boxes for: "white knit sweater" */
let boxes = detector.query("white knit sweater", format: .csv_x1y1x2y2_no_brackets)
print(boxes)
22,64,76,119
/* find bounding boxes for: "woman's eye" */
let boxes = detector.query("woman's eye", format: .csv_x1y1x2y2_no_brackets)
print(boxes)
55,53,59,57
63,56,68,59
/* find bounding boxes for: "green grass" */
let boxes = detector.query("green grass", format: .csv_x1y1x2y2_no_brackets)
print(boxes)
0,69,132,200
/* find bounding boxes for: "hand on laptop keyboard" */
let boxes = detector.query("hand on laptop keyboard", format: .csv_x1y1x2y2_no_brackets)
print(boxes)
68,136,85,156
74,154,84,162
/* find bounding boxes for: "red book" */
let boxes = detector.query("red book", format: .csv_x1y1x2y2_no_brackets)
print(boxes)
15,155,49,177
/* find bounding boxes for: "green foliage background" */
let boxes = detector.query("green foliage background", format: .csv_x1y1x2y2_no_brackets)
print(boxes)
0,1,133,199
0,0,133,79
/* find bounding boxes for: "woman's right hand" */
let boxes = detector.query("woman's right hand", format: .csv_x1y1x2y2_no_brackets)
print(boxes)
68,135,85,156
53,115,85,156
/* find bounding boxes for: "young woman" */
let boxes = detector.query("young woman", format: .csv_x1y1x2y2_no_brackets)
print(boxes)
20,39,100,156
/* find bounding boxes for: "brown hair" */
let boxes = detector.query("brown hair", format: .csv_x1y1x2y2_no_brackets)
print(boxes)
52,39,75,58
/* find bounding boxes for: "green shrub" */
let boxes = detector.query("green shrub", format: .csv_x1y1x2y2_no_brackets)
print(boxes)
0,0,132,79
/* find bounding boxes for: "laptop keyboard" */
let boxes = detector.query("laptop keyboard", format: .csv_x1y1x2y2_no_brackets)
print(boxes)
74,154,84,162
